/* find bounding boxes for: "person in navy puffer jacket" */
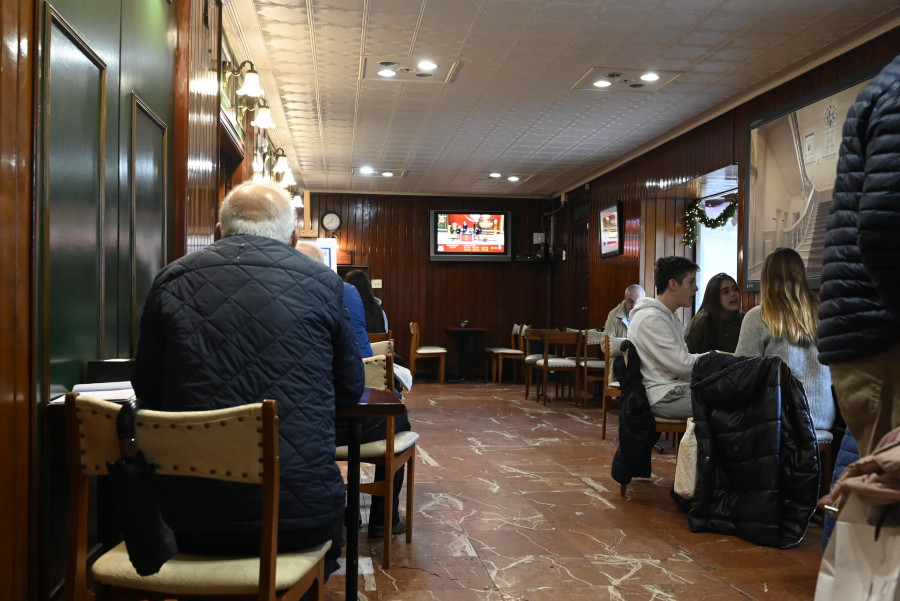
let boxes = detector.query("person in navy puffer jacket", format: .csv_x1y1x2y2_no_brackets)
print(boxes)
132,181,364,579
817,54,900,456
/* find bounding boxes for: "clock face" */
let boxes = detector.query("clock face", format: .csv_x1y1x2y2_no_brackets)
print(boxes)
322,211,342,231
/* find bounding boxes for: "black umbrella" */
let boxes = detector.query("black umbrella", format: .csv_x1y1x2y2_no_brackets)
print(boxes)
106,399,178,576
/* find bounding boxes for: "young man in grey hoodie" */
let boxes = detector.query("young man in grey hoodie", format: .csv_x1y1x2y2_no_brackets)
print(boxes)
627,256,707,419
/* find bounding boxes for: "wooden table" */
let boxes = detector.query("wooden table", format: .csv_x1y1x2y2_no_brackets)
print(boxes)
445,327,488,382
337,387,405,600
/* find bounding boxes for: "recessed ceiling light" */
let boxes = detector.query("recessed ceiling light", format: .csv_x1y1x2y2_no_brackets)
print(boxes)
593,80,612,88
359,166,375,175
489,172,502,178
630,83,645,88
378,61,397,67
417,60,438,71
381,171,394,177
378,68,397,78
606,72,623,78
415,73,432,78
507,176,520,182
641,72,660,82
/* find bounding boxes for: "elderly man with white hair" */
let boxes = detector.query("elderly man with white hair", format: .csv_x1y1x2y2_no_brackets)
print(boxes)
132,181,363,580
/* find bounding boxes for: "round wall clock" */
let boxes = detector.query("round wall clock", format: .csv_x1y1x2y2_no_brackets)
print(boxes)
321,211,342,232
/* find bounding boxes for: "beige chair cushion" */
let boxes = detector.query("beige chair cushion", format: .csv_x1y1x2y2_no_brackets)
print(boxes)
493,348,523,355
535,358,576,368
335,430,419,460
92,540,331,595
416,346,446,354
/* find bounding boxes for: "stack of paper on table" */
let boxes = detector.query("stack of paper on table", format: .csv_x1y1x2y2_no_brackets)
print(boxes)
50,381,136,404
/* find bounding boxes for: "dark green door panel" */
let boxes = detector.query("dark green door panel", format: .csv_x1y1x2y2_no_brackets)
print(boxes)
131,96,168,352
37,3,176,599
44,10,107,390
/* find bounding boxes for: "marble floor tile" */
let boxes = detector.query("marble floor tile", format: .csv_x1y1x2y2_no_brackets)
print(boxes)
326,382,825,600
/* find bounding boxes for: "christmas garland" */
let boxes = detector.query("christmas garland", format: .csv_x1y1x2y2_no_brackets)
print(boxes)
682,198,738,245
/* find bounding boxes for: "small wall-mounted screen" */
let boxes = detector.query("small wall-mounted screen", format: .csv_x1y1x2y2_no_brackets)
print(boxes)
429,211,512,262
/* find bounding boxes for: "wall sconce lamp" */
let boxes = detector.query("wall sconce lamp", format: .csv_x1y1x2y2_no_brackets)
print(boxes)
230,60,264,98
280,169,297,187
250,98,276,130
267,148,289,174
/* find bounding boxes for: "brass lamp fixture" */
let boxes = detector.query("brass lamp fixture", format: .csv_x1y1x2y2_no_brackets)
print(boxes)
268,148,289,174
230,59,264,98
250,98,276,130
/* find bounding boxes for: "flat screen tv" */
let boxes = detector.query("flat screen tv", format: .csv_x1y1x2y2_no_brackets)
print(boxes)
429,211,512,262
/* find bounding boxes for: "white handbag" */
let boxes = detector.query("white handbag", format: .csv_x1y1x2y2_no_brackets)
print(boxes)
673,417,698,499
816,491,900,601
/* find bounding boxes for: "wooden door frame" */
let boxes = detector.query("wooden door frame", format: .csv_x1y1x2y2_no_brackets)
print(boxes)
0,0,37,599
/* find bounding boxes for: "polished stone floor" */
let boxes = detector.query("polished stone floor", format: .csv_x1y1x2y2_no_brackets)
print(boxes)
327,381,824,600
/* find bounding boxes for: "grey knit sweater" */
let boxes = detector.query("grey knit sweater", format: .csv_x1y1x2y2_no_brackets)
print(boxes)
734,306,835,432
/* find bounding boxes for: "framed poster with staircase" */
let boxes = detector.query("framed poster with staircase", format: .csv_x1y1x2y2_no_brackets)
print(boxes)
743,62,885,291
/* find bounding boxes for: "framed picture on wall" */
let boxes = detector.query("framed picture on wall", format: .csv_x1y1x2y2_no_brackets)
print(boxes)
743,62,884,291
599,201,623,257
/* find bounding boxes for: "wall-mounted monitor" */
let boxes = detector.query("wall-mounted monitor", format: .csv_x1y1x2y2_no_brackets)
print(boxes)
429,211,512,262
599,201,623,257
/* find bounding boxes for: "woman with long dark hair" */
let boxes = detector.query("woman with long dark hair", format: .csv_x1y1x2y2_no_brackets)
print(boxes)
684,273,744,353
735,247,834,432
344,270,388,334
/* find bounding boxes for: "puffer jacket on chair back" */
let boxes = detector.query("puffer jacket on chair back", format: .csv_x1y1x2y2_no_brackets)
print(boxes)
688,353,819,548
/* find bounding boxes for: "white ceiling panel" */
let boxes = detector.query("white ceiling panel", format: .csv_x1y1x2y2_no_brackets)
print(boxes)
225,0,900,198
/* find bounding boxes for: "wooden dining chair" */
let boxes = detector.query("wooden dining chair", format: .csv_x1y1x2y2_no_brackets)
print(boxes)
336,353,418,568
536,330,583,406
601,334,622,440
575,329,605,406
523,327,550,400
65,393,331,601
368,330,392,343
408,322,446,383
491,324,528,383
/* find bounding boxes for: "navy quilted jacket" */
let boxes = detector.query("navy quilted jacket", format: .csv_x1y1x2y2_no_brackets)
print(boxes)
818,54,900,364
132,235,364,545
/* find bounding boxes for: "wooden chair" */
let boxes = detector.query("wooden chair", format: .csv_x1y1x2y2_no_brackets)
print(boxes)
370,339,394,356
484,323,519,380
536,330,583,406
65,393,330,601
617,344,687,497
491,324,527,383
336,353,418,568
601,335,622,440
408,322,446,383
575,329,605,406
523,327,550,400
368,330,392,343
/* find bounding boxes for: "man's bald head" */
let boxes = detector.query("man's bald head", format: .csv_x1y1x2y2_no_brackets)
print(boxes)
219,181,295,243
295,242,325,263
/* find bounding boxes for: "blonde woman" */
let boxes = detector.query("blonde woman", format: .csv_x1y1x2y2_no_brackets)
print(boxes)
735,247,834,432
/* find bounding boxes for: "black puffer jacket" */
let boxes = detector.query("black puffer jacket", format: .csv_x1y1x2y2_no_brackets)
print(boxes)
132,235,364,550
688,353,819,548
818,54,900,364
611,341,661,486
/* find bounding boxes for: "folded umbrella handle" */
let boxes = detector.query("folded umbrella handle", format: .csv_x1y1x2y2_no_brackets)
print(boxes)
116,398,141,458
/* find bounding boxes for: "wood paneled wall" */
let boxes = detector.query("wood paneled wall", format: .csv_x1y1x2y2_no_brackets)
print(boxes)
0,2,36,599
582,28,900,326
312,193,549,377
174,0,222,259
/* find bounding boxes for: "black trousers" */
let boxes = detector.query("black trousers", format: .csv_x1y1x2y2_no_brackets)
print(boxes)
335,410,412,524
